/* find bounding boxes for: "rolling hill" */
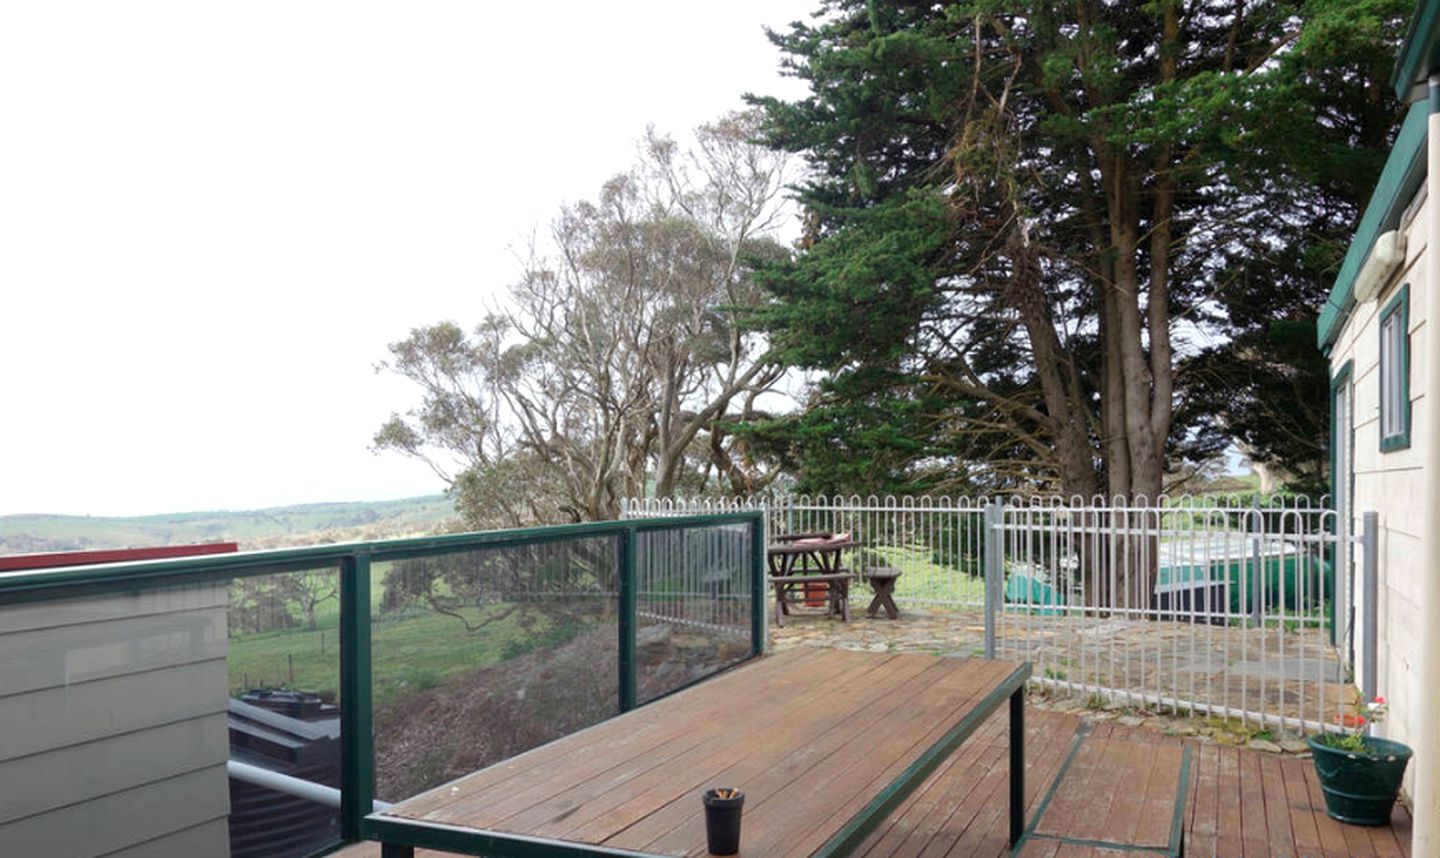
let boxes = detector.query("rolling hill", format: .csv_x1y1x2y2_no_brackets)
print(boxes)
0,495,459,555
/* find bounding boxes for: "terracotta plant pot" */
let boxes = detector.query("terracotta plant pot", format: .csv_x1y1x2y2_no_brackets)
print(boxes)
1307,735,1412,826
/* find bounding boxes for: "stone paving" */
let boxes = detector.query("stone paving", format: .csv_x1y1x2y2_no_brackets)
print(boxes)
769,601,1347,752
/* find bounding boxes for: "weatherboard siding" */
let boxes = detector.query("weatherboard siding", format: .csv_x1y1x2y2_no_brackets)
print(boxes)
0,583,231,857
100,818,234,858
1329,187,1429,799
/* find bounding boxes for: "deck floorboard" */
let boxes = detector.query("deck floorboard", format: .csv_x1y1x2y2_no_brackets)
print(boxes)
336,705,1413,858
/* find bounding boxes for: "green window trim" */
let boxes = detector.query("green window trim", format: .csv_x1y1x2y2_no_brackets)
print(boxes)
1379,283,1412,453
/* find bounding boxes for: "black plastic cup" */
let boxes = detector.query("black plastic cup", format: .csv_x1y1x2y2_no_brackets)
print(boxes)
702,788,745,854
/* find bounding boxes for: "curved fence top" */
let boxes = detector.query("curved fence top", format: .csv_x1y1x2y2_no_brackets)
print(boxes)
623,493,1332,514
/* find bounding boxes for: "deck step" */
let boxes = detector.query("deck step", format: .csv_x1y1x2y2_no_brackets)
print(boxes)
1015,727,1190,857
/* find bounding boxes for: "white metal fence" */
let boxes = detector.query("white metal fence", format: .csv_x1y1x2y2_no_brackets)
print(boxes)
635,522,754,637
625,495,993,608
623,493,1362,734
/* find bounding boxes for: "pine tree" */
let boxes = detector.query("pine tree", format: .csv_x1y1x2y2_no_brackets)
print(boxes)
748,0,1407,498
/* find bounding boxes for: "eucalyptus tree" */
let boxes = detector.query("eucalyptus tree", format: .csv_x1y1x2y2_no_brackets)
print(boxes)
375,113,794,526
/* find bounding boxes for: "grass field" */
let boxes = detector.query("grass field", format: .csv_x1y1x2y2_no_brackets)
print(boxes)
867,544,987,606
226,563,596,706
228,604,578,706
0,494,455,553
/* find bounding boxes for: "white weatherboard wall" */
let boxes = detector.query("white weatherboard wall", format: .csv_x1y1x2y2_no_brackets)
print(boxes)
0,583,231,857
1329,188,1429,796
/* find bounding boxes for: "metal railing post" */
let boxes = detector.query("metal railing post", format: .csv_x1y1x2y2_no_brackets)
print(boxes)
1250,535,1263,627
1249,504,1264,627
1362,511,1379,706
984,501,1002,659
619,527,638,712
339,551,374,842
751,515,767,656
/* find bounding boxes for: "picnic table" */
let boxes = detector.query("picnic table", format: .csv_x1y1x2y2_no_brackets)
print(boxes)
368,648,1031,858
767,532,855,626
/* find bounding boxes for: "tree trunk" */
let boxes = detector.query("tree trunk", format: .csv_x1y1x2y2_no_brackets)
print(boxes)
1007,227,1098,500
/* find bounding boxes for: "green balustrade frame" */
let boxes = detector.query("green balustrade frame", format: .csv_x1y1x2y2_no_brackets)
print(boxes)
0,510,767,852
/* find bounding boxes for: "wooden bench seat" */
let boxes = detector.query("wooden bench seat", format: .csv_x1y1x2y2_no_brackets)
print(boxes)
767,571,852,626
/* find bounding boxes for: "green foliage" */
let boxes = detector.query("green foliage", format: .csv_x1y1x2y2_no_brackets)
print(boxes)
380,541,612,633
1317,731,1369,753
742,368,955,495
747,0,1409,496
375,114,795,525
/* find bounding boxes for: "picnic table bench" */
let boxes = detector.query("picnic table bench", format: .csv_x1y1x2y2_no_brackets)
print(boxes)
767,532,855,627
769,571,853,626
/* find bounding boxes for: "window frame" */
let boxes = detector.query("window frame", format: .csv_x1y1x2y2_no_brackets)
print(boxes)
1378,283,1411,453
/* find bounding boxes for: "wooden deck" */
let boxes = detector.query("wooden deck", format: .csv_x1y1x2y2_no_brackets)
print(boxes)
849,712,1412,858
337,690,1413,858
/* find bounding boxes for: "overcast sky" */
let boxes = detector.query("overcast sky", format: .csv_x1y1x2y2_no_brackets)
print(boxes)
0,1,815,517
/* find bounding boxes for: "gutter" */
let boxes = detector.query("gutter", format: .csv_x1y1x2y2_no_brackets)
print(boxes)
1318,102,1430,354
1413,73,1440,856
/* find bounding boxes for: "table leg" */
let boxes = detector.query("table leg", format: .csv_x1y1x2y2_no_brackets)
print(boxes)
381,843,415,858
773,582,786,628
1009,687,1025,847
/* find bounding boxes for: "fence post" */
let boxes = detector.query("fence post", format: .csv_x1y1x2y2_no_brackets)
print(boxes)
619,527,637,712
751,514,767,656
339,551,374,842
1247,503,1264,627
1250,534,1264,627
984,501,1002,659
1362,511,1379,706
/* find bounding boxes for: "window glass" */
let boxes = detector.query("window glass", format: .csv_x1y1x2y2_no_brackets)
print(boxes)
1379,285,1409,451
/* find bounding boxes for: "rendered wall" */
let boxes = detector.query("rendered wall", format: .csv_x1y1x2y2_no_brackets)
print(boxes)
0,582,232,856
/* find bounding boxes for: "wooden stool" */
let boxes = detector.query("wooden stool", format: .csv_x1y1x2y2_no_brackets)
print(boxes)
865,568,902,619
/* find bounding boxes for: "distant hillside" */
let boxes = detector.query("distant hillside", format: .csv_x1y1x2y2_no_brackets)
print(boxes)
0,495,459,555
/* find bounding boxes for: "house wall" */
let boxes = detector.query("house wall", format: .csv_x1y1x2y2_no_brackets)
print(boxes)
0,583,231,856
1329,188,1429,793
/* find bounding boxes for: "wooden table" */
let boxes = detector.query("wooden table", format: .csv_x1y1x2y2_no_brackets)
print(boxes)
766,533,855,576
767,533,855,626
368,649,1032,858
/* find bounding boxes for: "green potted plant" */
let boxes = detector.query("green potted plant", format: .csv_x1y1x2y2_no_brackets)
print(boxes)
1308,693,1411,825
